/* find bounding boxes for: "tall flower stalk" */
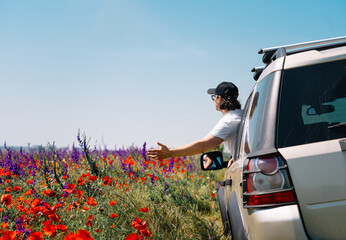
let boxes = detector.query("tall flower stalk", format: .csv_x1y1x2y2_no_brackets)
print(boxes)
48,142,64,190
77,130,99,177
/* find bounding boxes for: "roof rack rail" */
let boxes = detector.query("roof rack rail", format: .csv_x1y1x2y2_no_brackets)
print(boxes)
251,66,265,81
258,36,346,54
251,66,265,72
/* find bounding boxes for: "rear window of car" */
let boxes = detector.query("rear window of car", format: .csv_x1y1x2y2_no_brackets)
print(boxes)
277,59,346,148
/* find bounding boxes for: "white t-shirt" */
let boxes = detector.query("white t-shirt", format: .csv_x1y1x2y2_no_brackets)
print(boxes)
208,109,243,157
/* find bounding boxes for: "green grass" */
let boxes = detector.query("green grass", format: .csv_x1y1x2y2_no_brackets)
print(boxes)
0,143,231,239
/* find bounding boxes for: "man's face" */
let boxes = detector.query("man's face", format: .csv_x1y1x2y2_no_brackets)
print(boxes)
213,95,221,111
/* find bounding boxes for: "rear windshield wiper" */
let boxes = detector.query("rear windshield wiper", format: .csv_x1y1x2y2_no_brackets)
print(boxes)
328,122,346,129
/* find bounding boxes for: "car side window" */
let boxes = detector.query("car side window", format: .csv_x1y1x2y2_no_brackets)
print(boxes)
242,74,273,155
235,91,254,159
278,59,346,147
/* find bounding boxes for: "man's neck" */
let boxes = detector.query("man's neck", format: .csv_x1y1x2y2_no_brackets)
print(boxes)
221,109,230,116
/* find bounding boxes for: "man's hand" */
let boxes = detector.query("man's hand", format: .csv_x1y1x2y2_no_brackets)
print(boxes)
146,142,171,160
227,158,234,168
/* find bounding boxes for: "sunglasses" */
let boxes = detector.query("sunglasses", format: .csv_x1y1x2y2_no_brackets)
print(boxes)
211,95,217,101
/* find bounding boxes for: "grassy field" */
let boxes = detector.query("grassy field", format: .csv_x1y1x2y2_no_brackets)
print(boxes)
0,134,230,240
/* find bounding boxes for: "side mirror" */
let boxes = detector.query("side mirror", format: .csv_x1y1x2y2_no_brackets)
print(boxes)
200,151,228,171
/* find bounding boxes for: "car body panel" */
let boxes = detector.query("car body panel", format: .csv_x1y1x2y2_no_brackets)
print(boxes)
228,191,248,240
245,205,307,240
284,46,346,70
279,138,346,239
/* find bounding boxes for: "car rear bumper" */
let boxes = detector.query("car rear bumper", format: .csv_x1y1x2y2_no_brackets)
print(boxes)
245,204,308,239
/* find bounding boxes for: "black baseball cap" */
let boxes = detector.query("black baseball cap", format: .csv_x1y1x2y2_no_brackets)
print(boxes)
207,82,239,100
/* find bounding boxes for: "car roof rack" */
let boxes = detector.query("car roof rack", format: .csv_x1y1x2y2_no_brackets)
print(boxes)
251,66,265,81
259,36,346,54
258,36,346,65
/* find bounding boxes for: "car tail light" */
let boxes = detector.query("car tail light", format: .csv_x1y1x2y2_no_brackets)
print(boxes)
243,154,296,208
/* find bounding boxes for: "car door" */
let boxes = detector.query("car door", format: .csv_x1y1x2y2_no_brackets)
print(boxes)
277,58,346,239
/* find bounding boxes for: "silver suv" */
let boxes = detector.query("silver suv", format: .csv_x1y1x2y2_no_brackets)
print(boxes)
201,36,346,240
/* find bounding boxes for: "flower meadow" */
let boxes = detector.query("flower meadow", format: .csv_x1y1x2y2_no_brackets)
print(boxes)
0,133,225,240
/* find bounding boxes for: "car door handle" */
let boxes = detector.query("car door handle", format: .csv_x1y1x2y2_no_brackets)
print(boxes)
339,139,346,151
225,179,232,186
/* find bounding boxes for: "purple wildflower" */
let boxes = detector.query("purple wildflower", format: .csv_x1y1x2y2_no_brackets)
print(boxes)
62,182,70,198
142,142,147,161
16,218,26,234
150,174,155,186
71,143,81,164
77,130,82,146
163,183,169,195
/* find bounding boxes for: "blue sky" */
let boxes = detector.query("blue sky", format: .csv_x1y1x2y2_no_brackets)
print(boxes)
1,0,346,149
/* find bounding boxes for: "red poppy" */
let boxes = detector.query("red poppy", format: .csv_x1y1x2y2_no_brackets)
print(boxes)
77,178,84,186
131,218,147,230
102,176,109,185
109,201,117,206
31,198,41,208
86,215,93,227
139,207,148,213
13,186,21,191
23,189,34,196
1,194,12,206
27,231,44,240
48,214,60,223
63,230,93,240
140,229,152,238
67,183,76,190
110,213,118,218
89,175,97,181
0,231,17,240
86,197,97,206
75,190,85,199
2,222,8,229
107,178,113,186
56,224,67,232
66,204,73,211
42,224,57,237
5,187,12,193
125,233,139,240
42,220,51,226
77,229,94,240
43,189,57,197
